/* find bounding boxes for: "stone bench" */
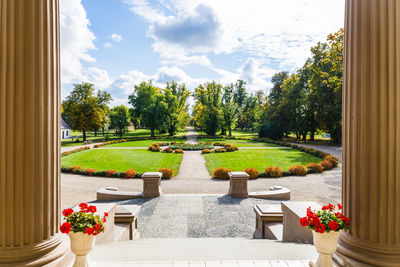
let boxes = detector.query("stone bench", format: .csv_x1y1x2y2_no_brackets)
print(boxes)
96,187,142,201
115,205,141,240
249,186,291,200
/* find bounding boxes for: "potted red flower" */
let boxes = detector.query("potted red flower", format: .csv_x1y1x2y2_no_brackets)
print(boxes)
300,203,350,267
60,203,108,267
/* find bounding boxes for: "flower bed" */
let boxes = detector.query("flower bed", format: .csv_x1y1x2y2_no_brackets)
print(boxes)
61,165,143,178
61,146,91,157
169,142,213,150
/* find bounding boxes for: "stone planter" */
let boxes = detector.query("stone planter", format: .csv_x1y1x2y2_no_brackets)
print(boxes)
69,232,96,267
312,230,342,267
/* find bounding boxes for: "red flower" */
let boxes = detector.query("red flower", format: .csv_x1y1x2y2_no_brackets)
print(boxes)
94,224,102,234
62,208,74,217
322,203,335,211
310,214,320,226
60,222,72,234
338,204,343,210
329,221,339,231
104,212,108,217
84,227,95,235
342,216,350,226
335,212,343,218
79,203,88,212
315,223,325,233
300,217,309,227
87,205,97,213
322,205,329,211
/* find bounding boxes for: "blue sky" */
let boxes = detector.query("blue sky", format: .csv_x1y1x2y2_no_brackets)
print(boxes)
60,0,345,106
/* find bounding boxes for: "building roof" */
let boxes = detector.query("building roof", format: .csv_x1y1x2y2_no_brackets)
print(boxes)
61,118,70,130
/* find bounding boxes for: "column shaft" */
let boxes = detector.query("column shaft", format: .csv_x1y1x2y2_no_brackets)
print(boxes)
338,0,400,265
0,0,68,265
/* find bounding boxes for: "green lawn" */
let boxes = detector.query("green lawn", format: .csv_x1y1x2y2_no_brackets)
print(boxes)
107,138,186,147
197,138,279,147
203,148,322,174
61,149,183,174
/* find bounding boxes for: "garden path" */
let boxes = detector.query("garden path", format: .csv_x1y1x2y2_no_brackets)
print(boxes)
175,128,211,180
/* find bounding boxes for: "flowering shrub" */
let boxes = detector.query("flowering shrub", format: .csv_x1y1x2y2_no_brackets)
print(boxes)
163,147,173,153
174,149,184,154
265,166,283,177
243,167,260,179
213,142,226,146
170,143,213,150
85,168,96,176
158,168,174,179
148,145,161,152
224,144,239,152
72,166,82,173
60,203,108,236
201,149,213,154
214,148,227,153
213,167,231,179
300,203,350,233
124,169,137,178
324,155,339,167
306,163,324,173
321,160,333,170
105,170,116,177
289,165,308,176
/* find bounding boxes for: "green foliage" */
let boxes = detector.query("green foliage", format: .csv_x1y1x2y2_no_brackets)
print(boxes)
109,105,130,138
169,143,213,151
164,81,190,136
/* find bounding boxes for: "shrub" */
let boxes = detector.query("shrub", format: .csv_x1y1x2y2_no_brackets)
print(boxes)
94,144,100,148
163,147,173,153
152,143,160,147
174,149,184,154
243,167,260,179
265,166,283,177
72,166,82,173
85,168,96,176
170,141,176,145
214,148,227,153
321,160,333,170
213,167,231,179
289,165,308,176
148,145,161,152
324,155,339,167
213,142,226,146
201,149,213,154
158,168,174,179
224,145,238,152
170,143,213,150
105,170,116,177
124,169,137,178
306,163,324,173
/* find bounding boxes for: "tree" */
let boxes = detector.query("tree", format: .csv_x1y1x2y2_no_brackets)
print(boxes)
128,81,167,137
96,90,112,136
109,105,130,138
221,80,247,136
62,82,108,141
193,81,223,136
164,81,190,136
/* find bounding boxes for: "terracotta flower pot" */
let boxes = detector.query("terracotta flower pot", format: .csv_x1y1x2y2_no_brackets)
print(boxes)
69,232,95,267
312,230,342,267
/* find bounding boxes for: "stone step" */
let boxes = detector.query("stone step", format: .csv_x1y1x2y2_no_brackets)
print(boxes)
114,223,130,242
89,238,317,263
92,260,312,266
264,222,283,241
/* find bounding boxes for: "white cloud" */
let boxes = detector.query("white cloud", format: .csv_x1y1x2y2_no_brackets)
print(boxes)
60,0,96,84
86,67,114,90
108,33,123,42
104,42,113,48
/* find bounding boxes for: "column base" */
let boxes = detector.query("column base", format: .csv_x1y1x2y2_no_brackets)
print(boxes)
0,233,70,267
335,232,400,267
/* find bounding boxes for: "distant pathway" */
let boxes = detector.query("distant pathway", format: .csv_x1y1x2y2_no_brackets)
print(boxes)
175,128,211,181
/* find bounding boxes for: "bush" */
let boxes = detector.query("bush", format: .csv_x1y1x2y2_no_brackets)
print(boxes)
213,142,226,146
258,121,283,140
324,155,339,167
85,168,96,176
148,145,161,152
124,169,137,178
158,168,174,179
320,160,333,170
201,149,213,154
289,165,308,176
306,163,324,173
213,167,231,179
106,170,116,177
224,144,239,152
72,165,82,173
170,143,213,150
94,144,100,148
163,147,173,153
243,167,260,179
265,166,283,177
174,149,184,154
214,148,227,153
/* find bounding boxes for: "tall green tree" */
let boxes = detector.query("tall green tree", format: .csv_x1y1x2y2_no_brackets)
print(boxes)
96,90,112,136
62,82,108,141
128,81,167,137
109,105,130,138
193,81,223,136
164,81,190,136
221,80,247,136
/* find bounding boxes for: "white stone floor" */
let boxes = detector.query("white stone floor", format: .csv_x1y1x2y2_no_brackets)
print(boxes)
92,260,310,266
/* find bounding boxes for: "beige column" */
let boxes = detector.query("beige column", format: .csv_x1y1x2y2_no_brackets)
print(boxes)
337,0,400,266
0,0,69,266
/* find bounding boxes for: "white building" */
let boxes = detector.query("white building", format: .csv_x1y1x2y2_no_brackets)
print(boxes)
61,118,71,139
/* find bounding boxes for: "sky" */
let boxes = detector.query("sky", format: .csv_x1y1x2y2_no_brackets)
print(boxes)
60,0,345,106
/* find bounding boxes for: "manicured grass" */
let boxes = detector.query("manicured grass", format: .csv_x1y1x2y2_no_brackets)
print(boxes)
203,148,322,174
61,149,183,174
107,138,186,147
197,138,279,147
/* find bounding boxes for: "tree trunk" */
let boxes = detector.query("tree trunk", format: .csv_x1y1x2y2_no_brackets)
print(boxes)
94,130,97,137
302,132,307,141
151,128,155,137
228,127,232,137
102,127,105,136
310,131,315,141
83,130,86,141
